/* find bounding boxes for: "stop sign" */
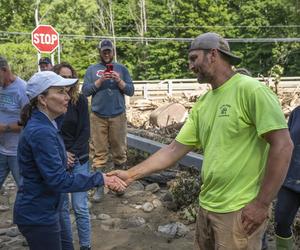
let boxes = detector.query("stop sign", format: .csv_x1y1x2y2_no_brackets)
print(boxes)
31,25,59,53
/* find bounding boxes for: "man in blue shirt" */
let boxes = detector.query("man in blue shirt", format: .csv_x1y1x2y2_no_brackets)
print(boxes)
82,39,134,202
0,56,29,188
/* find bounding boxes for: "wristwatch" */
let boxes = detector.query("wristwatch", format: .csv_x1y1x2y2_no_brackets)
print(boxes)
4,124,11,133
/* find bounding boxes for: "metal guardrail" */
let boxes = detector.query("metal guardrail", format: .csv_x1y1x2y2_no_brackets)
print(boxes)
127,133,203,170
132,77,300,100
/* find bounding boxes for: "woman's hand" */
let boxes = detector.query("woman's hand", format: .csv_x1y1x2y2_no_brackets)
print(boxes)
66,151,75,169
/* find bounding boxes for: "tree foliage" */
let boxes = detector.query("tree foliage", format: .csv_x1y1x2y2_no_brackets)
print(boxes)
0,0,299,80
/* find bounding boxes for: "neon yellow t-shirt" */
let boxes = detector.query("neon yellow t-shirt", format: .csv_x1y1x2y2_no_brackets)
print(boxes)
176,73,287,213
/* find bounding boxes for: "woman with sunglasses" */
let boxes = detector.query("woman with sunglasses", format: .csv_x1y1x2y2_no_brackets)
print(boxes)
53,62,92,250
13,71,126,250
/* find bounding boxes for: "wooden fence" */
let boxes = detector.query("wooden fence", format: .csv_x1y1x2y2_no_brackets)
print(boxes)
131,77,300,101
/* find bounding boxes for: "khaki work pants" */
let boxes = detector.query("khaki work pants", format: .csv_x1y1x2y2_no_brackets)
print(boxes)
90,112,127,168
194,206,268,250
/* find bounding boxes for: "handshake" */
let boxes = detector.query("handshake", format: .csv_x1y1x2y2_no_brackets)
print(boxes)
102,170,132,192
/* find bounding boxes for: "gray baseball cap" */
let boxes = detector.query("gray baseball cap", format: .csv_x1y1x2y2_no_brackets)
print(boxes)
0,56,8,68
26,71,77,100
189,32,241,65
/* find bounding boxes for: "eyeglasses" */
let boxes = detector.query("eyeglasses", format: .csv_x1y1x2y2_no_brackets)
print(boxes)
61,75,74,79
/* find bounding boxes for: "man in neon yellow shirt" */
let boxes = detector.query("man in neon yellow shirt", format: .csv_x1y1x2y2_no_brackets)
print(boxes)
109,33,293,250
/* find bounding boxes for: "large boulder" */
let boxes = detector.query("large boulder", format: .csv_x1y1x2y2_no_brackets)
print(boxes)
150,103,187,128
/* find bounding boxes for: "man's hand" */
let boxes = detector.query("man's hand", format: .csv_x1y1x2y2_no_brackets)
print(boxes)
94,72,112,88
103,173,127,192
111,71,125,90
241,199,269,235
106,170,133,185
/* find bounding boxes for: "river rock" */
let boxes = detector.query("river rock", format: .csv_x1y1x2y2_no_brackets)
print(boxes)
158,223,177,238
124,190,145,198
100,218,121,229
97,213,111,220
120,216,146,229
142,202,154,212
157,222,189,238
0,229,7,236
127,181,144,192
0,205,9,212
152,199,162,208
6,227,20,237
176,222,189,237
145,183,160,193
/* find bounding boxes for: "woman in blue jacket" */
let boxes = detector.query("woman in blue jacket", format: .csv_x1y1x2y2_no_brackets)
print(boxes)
274,106,300,250
13,71,126,250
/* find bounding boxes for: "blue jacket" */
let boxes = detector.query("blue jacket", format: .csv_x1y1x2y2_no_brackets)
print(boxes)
283,106,300,192
82,62,134,117
14,109,103,225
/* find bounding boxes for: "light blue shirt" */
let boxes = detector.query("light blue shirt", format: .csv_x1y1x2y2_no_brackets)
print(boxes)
0,77,28,155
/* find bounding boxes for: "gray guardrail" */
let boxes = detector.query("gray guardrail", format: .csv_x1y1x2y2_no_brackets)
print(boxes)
127,133,203,170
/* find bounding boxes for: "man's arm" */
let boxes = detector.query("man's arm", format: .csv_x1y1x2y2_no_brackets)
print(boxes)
0,123,22,134
82,67,100,97
241,128,293,235
108,140,193,184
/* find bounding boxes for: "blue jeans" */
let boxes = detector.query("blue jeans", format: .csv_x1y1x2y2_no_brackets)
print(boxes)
0,153,20,189
59,161,91,249
274,186,300,238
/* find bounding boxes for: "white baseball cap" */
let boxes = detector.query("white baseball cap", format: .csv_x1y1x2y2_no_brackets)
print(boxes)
26,71,77,100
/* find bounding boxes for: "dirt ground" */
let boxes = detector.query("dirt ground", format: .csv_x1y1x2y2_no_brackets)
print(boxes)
0,175,279,250
0,176,196,250
85,188,195,250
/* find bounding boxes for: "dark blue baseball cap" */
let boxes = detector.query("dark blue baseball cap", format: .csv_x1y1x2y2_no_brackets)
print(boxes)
38,57,52,65
98,39,113,51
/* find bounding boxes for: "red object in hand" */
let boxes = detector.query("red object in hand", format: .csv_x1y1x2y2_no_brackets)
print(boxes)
105,64,113,73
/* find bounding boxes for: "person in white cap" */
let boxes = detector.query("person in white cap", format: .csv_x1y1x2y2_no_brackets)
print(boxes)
13,71,126,250
108,32,293,250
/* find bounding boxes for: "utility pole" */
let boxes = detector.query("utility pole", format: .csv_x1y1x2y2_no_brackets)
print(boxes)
108,0,117,62
35,0,41,71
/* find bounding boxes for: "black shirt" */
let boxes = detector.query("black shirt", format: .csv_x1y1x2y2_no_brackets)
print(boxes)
60,94,90,164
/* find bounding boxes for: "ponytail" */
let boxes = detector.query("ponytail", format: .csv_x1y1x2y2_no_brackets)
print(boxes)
19,98,38,127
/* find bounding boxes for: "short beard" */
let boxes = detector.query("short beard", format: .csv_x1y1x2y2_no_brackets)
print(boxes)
100,57,113,65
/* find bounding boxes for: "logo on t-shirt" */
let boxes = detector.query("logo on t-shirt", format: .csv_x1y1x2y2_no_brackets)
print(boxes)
0,93,14,106
96,69,105,77
218,104,231,117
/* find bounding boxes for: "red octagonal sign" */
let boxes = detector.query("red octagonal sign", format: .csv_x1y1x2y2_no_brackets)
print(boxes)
32,25,59,53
